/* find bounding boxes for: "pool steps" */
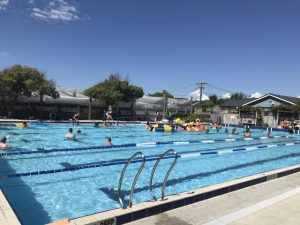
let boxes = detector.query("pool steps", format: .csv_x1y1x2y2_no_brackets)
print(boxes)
118,152,146,208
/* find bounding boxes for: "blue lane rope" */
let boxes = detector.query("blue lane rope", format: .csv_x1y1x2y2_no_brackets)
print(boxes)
1,141,300,179
0,135,295,157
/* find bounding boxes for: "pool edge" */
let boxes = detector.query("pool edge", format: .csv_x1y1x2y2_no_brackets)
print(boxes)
0,189,22,225
60,163,300,225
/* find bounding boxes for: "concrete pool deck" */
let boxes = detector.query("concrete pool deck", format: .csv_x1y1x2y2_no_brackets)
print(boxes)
127,172,300,225
0,190,21,225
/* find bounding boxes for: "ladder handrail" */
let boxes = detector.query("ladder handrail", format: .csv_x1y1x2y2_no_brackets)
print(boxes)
118,151,145,208
149,149,178,201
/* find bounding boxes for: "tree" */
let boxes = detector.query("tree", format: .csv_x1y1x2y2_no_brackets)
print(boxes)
208,94,226,106
230,92,247,100
209,95,218,105
148,91,174,98
84,73,144,109
0,65,59,118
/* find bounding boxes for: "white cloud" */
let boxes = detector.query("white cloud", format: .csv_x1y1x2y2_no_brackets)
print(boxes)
189,89,209,101
298,95,300,98
250,91,262,98
0,0,9,10
222,93,231,99
31,0,79,22
0,51,9,57
28,0,35,4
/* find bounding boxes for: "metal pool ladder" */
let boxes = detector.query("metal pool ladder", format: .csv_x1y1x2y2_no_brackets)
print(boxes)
118,151,146,208
149,149,178,201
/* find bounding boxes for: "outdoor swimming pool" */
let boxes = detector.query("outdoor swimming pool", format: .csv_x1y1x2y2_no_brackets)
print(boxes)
0,123,299,225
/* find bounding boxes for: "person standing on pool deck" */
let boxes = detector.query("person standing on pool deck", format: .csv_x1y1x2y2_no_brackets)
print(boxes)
72,113,80,125
102,110,106,121
154,111,159,122
106,105,113,121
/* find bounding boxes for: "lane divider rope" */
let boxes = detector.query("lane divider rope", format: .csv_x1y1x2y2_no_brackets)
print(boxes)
2,141,300,179
0,135,295,157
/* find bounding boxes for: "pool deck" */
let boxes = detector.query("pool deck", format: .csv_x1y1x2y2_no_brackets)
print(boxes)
0,119,212,126
126,172,300,225
0,190,21,225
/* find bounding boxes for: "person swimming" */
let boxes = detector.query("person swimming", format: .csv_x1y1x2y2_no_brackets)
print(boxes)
106,137,112,146
232,127,239,134
0,136,10,149
65,128,76,139
243,127,251,137
76,130,86,135
146,121,153,131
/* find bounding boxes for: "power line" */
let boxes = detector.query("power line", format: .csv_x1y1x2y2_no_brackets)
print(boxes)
170,83,195,93
206,83,234,94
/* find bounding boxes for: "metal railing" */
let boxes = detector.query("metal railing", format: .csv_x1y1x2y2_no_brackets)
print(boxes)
149,149,178,201
118,152,146,208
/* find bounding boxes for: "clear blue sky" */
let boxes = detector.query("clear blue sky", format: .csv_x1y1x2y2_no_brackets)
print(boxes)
0,0,300,99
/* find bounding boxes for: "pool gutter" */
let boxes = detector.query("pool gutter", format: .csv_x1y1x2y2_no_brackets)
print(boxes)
49,163,300,225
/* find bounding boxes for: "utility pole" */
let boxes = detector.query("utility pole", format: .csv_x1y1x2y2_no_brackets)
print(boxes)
163,90,167,119
190,96,193,114
196,82,207,108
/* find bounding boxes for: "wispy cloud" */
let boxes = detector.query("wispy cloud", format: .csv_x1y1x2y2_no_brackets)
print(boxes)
0,51,9,57
31,0,80,22
189,90,209,101
0,0,9,10
28,0,35,4
222,93,231,99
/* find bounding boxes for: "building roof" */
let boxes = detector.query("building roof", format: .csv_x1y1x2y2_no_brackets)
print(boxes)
220,98,255,108
220,93,300,109
243,93,300,106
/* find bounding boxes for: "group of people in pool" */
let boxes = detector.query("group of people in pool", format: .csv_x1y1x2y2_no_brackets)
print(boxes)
146,119,252,138
64,127,112,146
0,122,113,150
0,122,28,149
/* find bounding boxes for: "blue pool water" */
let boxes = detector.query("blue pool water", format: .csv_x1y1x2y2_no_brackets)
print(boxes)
0,123,299,225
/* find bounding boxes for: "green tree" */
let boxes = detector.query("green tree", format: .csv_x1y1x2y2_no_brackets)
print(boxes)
0,65,59,118
230,92,247,100
209,95,218,105
148,91,174,98
208,94,226,106
84,73,144,109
